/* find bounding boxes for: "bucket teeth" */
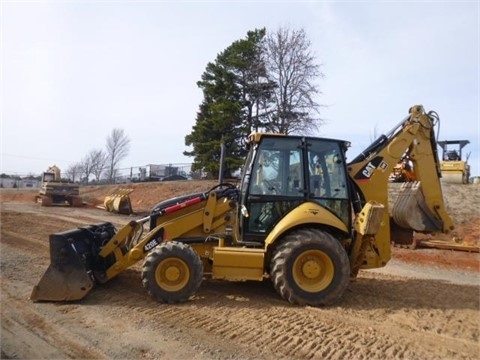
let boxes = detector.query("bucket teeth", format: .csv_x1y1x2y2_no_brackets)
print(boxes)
104,189,134,214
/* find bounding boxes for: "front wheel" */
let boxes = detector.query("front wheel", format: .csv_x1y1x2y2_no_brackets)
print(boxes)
270,228,350,306
142,241,203,303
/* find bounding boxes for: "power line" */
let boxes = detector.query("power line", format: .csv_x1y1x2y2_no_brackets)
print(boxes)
0,153,72,162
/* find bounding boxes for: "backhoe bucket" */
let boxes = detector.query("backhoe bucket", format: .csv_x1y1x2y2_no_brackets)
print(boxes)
31,223,116,302
391,181,442,232
104,189,133,215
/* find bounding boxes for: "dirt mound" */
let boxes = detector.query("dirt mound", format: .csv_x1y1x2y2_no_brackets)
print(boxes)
80,181,480,248
0,188,38,203
80,180,220,213
1,180,478,270
2,181,479,247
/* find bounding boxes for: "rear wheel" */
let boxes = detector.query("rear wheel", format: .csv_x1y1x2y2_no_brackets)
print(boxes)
270,228,350,306
141,241,203,303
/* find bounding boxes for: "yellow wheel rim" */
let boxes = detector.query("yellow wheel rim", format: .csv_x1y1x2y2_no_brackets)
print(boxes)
155,258,190,292
292,249,334,293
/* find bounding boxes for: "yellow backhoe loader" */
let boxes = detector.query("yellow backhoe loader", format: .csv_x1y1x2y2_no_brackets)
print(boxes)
36,165,82,206
31,105,453,306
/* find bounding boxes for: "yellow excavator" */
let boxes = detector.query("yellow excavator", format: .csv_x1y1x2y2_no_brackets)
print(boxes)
31,105,453,306
36,165,83,206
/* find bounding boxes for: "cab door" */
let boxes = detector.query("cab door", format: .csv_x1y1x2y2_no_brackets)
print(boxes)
238,136,305,243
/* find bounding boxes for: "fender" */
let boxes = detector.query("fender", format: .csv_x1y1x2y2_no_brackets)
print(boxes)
264,202,349,248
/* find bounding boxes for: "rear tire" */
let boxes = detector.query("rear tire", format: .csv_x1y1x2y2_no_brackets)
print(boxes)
270,228,350,306
141,241,203,303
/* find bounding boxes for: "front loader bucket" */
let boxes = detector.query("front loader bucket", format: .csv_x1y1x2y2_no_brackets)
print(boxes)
391,181,442,232
30,249,94,301
31,222,117,302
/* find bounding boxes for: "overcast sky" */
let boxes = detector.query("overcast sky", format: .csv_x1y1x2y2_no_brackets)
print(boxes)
1,0,479,178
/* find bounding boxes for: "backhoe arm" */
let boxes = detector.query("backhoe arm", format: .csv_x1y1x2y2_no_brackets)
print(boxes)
391,107,453,232
348,105,454,270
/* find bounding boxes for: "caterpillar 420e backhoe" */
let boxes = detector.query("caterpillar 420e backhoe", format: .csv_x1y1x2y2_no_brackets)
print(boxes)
31,105,453,306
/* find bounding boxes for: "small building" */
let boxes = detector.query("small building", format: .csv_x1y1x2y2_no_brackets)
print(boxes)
0,178,40,188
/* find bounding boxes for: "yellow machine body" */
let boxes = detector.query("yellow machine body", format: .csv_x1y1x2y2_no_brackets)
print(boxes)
36,165,82,207
437,140,470,184
103,188,134,215
440,161,470,184
32,105,454,307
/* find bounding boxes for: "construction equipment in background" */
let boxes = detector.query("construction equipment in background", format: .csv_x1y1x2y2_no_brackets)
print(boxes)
437,140,471,184
31,105,454,307
103,188,134,215
36,165,82,207
388,153,416,183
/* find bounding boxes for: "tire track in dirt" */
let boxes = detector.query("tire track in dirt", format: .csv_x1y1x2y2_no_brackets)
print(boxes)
87,271,422,359
86,266,479,359
1,277,108,359
1,203,129,228
0,232,249,359
2,202,479,359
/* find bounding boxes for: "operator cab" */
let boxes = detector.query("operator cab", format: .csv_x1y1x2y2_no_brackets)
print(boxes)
238,133,351,243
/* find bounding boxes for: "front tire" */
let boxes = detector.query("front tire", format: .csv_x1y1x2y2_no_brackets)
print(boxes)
270,228,350,306
142,241,203,303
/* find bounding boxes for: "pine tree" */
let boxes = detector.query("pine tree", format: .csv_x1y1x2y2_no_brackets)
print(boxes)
185,29,272,178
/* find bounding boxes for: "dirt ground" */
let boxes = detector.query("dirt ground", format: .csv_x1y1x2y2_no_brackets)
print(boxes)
1,181,479,359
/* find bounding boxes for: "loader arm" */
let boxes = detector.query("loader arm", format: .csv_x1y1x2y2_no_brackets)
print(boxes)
31,186,237,302
97,190,235,282
348,105,454,269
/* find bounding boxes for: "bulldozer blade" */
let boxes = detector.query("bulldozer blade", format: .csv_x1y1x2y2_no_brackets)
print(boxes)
391,181,443,233
31,222,117,302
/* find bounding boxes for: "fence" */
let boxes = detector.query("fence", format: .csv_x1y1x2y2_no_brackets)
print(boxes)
112,163,196,183
0,163,196,188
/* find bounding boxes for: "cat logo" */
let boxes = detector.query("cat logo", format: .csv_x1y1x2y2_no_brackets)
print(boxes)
354,156,388,182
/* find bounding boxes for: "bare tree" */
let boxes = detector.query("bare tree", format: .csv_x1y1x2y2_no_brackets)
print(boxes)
64,163,82,182
79,149,108,184
105,128,130,183
79,154,94,185
264,27,324,135
90,149,107,182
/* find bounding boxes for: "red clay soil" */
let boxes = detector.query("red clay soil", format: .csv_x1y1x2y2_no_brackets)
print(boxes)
1,181,478,273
